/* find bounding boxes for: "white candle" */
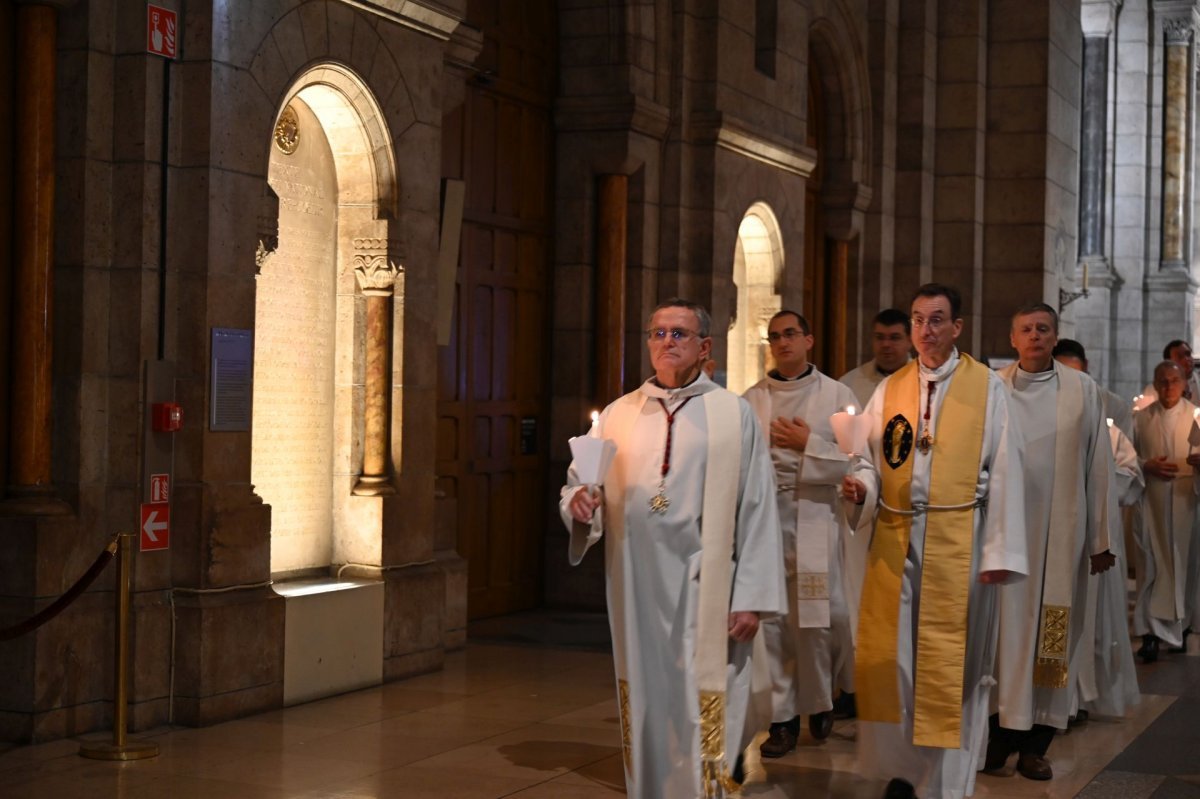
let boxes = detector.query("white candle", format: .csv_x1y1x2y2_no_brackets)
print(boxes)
589,410,599,434
847,405,857,416
1106,417,1114,428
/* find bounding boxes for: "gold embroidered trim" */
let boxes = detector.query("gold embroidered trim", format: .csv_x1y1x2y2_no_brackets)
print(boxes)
1034,605,1070,688
699,691,737,797
797,573,829,600
618,679,633,777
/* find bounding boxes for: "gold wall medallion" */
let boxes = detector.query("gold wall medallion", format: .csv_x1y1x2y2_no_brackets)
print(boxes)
274,105,300,155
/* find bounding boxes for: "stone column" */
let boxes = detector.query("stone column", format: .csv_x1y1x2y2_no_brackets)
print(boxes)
1162,16,1192,268
1071,1,1122,384
1078,36,1108,264
1144,8,1200,369
595,175,627,403
5,1,68,513
352,239,400,497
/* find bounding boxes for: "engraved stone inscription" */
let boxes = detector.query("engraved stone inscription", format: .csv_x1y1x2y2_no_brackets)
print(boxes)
254,97,338,574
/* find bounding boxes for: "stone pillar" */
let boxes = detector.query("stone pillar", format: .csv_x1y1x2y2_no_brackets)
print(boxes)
1079,37,1108,263
5,2,68,513
352,239,400,497
1073,0,1122,386
1162,17,1192,268
1143,9,1200,363
596,175,627,403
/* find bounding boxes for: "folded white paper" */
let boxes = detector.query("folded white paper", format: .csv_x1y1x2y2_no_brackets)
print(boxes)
569,435,617,486
829,409,872,456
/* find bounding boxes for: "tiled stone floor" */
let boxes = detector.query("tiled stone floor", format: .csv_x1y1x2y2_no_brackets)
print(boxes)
0,612,1195,798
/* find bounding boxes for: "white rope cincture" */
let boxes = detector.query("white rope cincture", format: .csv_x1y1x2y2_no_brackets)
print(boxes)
878,497,987,516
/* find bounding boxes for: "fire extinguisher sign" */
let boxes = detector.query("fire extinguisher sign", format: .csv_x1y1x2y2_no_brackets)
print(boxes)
147,4,178,59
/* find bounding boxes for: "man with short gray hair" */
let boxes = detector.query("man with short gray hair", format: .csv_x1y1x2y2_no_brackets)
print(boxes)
561,298,786,798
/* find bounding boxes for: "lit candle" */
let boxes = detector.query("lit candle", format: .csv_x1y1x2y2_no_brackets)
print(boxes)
1106,417,1114,428
590,410,599,434
846,405,857,416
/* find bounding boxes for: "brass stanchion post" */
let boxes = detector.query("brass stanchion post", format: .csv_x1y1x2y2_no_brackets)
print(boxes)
79,532,158,760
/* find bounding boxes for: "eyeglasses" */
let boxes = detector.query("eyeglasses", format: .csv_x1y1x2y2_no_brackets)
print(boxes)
911,316,949,332
646,327,702,343
764,328,807,343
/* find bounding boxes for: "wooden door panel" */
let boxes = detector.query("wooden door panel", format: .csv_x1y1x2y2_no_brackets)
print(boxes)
439,0,554,620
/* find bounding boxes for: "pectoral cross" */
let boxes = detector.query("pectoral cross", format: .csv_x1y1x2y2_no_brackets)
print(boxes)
650,489,670,514
919,379,936,454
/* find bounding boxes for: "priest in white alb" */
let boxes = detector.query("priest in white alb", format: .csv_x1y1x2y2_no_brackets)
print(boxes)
560,298,787,799
1132,360,1200,663
1053,341,1142,722
986,303,1114,782
840,308,912,409
843,283,1027,799
743,310,862,757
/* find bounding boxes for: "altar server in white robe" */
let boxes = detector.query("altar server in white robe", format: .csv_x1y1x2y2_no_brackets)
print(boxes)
743,309,861,756
843,283,1027,799
1139,339,1200,406
1052,338,1133,438
1132,360,1200,663
840,308,913,408
1052,341,1142,721
986,303,1114,782
561,298,787,799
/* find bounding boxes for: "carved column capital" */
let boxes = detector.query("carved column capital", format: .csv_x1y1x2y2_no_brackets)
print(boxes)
1164,16,1194,45
352,238,403,295
1080,0,1121,38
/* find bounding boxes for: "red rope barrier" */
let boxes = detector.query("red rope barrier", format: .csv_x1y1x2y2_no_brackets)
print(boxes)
0,534,120,642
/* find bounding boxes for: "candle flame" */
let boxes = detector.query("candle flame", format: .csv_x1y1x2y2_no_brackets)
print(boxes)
846,405,857,416
590,411,599,425
1106,417,1114,428
1194,408,1199,419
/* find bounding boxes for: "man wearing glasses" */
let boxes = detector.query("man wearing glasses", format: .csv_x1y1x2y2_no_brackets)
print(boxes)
742,310,862,758
560,298,786,798
843,283,1027,799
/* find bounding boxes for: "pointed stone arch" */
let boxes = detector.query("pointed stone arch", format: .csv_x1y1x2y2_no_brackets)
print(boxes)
728,202,786,393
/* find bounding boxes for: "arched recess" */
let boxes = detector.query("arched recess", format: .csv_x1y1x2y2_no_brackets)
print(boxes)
805,6,873,376
254,63,401,578
728,202,786,393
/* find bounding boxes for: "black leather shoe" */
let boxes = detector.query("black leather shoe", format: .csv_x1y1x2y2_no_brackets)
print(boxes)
809,710,834,740
1137,634,1160,663
883,777,917,799
983,735,1011,773
1068,709,1089,727
833,691,857,719
760,718,799,758
1016,752,1053,780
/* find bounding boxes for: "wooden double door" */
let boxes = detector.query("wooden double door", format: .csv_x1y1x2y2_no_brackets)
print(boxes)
437,1,555,619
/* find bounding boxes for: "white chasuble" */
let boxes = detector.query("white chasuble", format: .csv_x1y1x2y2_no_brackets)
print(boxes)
995,362,1113,731
1133,399,1200,648
559,374,787,799
850,350,1027,799
744,368,863,716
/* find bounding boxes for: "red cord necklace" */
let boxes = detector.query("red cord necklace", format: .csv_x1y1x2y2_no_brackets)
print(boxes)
650,396,694,513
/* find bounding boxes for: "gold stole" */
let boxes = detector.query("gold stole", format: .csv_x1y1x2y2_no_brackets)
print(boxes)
856,354,988,749
604,387,742,795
